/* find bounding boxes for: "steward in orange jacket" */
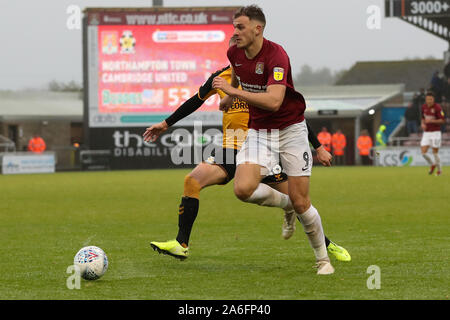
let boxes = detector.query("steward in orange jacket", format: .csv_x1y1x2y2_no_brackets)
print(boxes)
28,135,46,153
332,130,346,165
356,130,373,165
317,127,332,152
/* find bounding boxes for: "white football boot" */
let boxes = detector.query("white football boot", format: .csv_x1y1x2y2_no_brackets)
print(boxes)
315,259,335,275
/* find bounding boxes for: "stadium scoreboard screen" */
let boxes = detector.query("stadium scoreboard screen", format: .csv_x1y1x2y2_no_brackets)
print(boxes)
385,0,450,17
83,7,237,129
82,7,239,169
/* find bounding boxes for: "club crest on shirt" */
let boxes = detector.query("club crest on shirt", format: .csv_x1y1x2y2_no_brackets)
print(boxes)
273,67,284,81
255,62,264,74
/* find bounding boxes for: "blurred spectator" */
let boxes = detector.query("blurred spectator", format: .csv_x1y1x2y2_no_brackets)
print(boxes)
430,71,444,103
443,77,450,105
404,96,421,135
430,70,440,87
331,129,346,165
357,130,373,165
444,61,450,79
417,88,426,106
317,127,332,152
442,61,450,124
375,124,387,147
28,134,46,153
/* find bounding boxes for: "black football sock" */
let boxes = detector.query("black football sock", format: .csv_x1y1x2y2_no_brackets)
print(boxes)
324,236,331,248
176,196,199,247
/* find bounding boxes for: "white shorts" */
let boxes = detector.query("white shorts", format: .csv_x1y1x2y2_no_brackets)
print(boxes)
236,121,312,176
420,131,441,148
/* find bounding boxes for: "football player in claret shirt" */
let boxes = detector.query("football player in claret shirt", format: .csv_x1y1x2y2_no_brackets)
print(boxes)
420,92,445,176
213,5,338,274
142,37,350,263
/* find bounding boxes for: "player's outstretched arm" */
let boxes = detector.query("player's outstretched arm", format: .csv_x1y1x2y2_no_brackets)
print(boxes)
143,121,168,142
142,94,204,142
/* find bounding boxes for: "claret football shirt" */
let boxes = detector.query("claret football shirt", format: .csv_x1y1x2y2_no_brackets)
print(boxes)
227,38,306,130
422,103,445,132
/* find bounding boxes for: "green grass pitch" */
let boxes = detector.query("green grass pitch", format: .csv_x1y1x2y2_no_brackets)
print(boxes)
0,166,448,300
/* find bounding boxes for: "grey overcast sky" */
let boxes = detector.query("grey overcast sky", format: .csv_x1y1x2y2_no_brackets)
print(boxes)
0,0,448,90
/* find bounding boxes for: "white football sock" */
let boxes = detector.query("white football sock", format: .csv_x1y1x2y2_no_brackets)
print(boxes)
245,183,293,211
433,153,441,171
297,205,328,261
422,153,434,166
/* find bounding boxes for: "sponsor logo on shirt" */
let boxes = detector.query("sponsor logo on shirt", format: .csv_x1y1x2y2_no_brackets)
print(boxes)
273,67,284,81
240,82,267,93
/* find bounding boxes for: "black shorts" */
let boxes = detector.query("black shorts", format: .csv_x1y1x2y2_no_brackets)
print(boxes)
204,148,288,185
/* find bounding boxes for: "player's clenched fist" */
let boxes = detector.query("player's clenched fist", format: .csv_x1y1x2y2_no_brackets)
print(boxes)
212,76,235,96
142,121,168,142
316,145,332,167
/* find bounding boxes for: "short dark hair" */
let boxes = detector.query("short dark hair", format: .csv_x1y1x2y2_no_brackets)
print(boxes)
234,5,266,27
426,91,435,97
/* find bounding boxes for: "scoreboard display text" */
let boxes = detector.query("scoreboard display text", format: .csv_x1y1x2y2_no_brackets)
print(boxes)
84,8,237,128
385,0,450,17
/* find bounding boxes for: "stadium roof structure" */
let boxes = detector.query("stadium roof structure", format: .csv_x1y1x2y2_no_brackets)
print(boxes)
385,0,450,44
335,59,443,92
0,91,82,121
301,84,405,118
